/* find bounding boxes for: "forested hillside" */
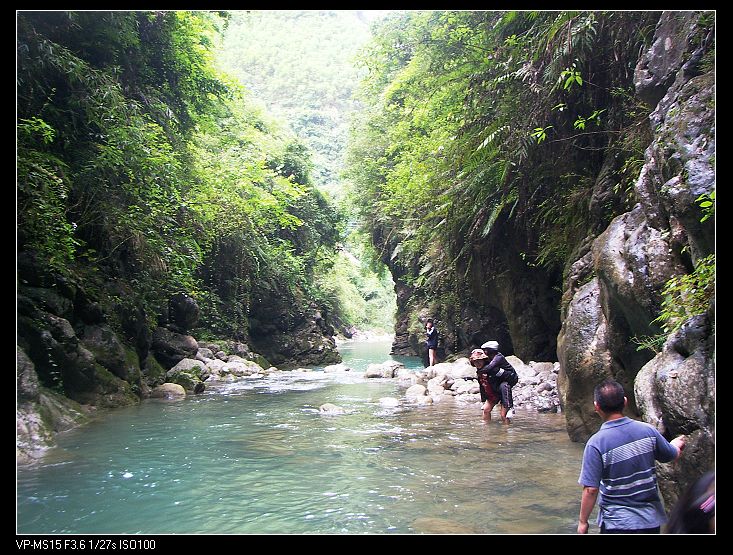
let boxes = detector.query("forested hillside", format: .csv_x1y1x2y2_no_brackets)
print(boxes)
218,10,371,202
218,10,397,334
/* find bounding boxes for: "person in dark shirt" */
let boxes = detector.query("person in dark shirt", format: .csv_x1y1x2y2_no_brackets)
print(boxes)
469,343,517,423
425,318,438,366
480,341,518,422
666,471,714,534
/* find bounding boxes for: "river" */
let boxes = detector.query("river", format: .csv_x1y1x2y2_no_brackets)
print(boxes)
16,339,588,534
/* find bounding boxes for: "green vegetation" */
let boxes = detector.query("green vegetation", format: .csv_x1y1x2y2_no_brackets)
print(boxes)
656,254,715,334
218,11,372,202
346,11,662,299
17,11,351,343
216,10,398,334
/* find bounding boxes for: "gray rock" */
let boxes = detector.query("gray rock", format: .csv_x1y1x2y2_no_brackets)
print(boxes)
635,314,714,505
365,360,404,378
19,286,74,319
444,359,476,379
195,348,215,362
17,389,88,464
222,359,265,377
635,12,699,107
151,327,198,369
150,383,186,399
231,342,251,358
557,11,715,509
17,346,39,402
405,384,427,398
536,382,554,394
557,278,616,442
167,358,205,376
80,324,140,382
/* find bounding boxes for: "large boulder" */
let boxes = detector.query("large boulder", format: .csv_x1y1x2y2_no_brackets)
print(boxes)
557,279,617,442
17,345,39,403
635,314,715,505
17,346,89,464
365,360,404,378
634,12,702,108
249,300,341,368
165,358,207,392
80,324,141,382
319,403,345,415
18,310,138,408
151,327,198,369
558,10,715,506
405,384,427,398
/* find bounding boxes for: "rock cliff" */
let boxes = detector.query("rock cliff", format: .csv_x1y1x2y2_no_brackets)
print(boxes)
557,11,714,505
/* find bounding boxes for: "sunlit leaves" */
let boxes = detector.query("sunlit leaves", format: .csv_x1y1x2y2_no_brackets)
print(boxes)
531,125,553,143
559,63,583,90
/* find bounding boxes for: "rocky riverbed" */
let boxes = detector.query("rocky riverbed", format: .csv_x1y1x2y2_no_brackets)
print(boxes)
317,356,561,414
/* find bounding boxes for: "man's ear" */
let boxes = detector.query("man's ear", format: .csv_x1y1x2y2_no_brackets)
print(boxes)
623,396,628,408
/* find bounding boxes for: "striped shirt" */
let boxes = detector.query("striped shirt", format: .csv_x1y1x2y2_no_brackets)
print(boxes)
579,417,680,531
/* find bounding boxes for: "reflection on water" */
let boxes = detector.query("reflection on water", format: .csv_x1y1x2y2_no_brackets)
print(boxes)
17,340,586,534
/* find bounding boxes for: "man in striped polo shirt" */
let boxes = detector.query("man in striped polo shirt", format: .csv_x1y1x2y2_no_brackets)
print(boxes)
577,378,686,534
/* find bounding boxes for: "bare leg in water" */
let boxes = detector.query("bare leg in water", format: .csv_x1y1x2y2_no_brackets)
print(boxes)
482,400,497,421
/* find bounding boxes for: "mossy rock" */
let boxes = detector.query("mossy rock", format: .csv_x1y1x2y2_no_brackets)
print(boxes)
142,354,168,385
250,353,271,370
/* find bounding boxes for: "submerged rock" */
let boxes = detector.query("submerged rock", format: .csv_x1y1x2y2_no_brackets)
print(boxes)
319,403,346,415
323,363,353,373
365,360,404,378
411,517,475,534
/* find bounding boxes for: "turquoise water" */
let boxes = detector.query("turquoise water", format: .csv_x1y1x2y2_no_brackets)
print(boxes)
16,340,586,534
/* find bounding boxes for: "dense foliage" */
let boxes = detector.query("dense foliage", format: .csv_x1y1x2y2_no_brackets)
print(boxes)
346,11,662,295
17,11,344,341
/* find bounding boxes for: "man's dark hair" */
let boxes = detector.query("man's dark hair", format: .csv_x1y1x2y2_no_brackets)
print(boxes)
426,318,434,324
594,379,625,413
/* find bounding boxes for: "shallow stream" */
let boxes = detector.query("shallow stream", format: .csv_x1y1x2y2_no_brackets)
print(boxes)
16,339,587,534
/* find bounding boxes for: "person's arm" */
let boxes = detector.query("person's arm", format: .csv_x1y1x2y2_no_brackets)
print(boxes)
578,486,599,534
476,354,500,376
669,435,686,460
655,431,686,462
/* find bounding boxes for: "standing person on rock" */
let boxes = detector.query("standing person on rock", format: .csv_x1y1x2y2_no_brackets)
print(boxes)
577,378,686,534
468,346,515,423
478,341,518,421
425,318,438,367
